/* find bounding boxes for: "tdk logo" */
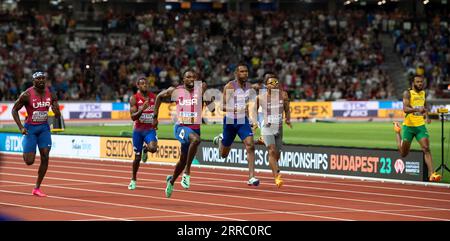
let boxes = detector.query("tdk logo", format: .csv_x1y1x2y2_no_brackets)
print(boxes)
33,101,51,109
5,136,23,152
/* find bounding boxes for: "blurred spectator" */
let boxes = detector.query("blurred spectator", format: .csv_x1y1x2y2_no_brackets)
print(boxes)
0,9,398,101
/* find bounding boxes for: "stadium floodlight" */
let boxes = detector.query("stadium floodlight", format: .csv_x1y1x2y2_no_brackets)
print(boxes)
344,0,351,5
423,0,429,4
50,0,62,5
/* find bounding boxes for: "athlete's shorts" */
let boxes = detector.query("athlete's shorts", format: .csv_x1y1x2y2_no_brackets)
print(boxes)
402,125,429,143
132,129,158,154
262,130,283,150
174,125,201,153
22,123,52,153
222,117,254,147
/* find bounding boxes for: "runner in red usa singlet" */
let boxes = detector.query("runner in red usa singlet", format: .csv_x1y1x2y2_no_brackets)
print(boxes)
154,69,207,198
11,71,61,197
128,76,158,190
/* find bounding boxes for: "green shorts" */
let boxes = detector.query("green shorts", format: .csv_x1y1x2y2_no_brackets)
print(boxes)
402,125,429,143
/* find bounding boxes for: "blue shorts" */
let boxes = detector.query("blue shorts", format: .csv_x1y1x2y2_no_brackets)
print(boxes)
23,123,52,153
222,117,253,147
174,125,201,154
132,129,158,154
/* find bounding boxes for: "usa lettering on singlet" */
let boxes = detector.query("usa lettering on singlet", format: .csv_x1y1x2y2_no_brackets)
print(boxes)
25,87,52,125
174,83,202,130
134,92,156,130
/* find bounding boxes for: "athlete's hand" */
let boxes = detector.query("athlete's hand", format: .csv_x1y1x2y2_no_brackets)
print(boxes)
20,127,28,135
153,118,158,130
415,106,426,114
285,119,293,129
426,118,431,124
251,123,258,131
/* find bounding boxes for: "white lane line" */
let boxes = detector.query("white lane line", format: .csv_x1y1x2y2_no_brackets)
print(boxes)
5,170,450,221
0,201,130,221
0,177,352,221
0,187,245,221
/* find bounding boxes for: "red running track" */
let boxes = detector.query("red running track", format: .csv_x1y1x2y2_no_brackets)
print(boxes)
1,153,450,221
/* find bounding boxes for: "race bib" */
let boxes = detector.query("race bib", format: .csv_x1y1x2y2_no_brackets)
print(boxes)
412,106,424,116
139,113,154,124
179,112,197,124
267,114,282,124
31,111,48,122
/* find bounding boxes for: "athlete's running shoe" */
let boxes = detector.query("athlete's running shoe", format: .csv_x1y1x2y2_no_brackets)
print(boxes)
181,173,190,189
429,172,442,182
275,174,283,188
128,180,136,190
165,175,174,198
141,146,148,163
247,177,260,186
213,134,223,145
32,188,47,197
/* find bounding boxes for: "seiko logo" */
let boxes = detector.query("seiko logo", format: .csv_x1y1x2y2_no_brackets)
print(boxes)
179,99,198,105
32,101,51,108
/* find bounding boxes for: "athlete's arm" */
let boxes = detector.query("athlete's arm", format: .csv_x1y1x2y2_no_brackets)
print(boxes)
11,91,29,135
282,91,292,128
248,95,259,128
129,95,141,121
424,97,431,124
201,82,215,112
154,87,175,119
50,92,61,118
201,81,207,95
222,82,233,113
251,83,261,90
402,90,421,114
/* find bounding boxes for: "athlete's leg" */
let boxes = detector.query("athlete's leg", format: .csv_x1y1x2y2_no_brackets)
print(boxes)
142,129,158,163
399,140,411,157
219,124,237,158
418,137,434,178
147,141,157,153
184,131,201,176
166,151,188,198
22,124,37,165
36,147,49,189
170,149,188,185
238,120,257,182
243,136,256,179
130,130,144,187
267,144,280,178
35,125,52,190
23,152,36,166
394,122,412,157
267,141,283,188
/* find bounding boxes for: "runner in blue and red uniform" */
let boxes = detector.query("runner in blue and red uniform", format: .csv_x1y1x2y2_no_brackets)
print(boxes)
154,69,207,198
128,76,158,190
11,71,61,197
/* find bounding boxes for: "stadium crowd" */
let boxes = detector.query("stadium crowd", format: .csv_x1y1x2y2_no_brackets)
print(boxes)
0,8,415,102
391,12,450,98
